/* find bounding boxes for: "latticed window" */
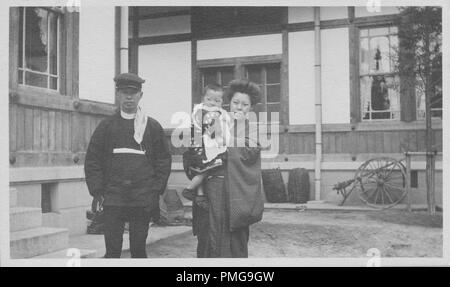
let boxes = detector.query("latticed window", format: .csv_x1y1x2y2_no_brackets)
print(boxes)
360,26,399,121
200,62,281,123
18,7,61,90
245,63,281,123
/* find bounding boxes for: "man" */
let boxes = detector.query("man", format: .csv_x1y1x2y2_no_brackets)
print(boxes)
84,73,172,258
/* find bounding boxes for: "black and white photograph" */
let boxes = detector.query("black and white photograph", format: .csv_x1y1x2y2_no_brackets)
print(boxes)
0,0,448,268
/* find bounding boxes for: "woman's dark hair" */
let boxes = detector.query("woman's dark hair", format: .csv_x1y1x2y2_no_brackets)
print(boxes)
226,79,261,106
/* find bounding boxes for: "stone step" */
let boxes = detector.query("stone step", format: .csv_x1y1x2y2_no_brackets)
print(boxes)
10,188,18,207
10,227,69,259
10,207,42,232
32,248,97,259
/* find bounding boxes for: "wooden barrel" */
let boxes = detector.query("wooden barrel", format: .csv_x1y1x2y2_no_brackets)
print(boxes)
287,168,310,203
261,168,287,203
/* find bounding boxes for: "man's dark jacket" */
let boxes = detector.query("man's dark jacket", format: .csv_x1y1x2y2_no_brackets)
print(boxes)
84,112,172,212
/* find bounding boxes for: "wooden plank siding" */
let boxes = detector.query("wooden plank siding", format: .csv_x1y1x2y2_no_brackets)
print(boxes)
33,109,41,151
9,103,112,167
9,104,17,152
24,108,33,151
10,103,443,166
16,105,25,151
40,109,49,151
48,111,56,151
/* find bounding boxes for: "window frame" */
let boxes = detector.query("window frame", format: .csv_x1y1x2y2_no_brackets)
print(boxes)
244,62,281,124
9,7,87,112
196,54,282,122
358,25,400,122
9,7,116,115
352,19,442,124
17,7,63,92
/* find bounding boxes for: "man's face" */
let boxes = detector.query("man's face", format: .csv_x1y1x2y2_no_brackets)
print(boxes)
116,87,143,113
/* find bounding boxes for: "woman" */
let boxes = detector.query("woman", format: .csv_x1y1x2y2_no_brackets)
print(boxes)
191,79,264,258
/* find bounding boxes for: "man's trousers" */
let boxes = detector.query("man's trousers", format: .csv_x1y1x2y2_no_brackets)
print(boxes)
103,206,152,258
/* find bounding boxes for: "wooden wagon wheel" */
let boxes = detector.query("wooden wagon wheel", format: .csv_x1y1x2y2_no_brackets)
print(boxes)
354,157,407,209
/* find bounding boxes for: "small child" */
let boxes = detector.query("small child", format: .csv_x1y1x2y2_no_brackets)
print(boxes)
182,84,231,203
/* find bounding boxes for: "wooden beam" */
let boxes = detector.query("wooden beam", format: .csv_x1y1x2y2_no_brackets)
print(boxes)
9,151,80,167
59,12,67,96
287,120,442,133
353,14,400,27
287,22,315,32
132,9,191,20
137,33,192,45
348,7,360,124
10,104,17,152
280,7,289,155
348,7,359,160
196,23,283,40
9,7,19,90
289,124,352,133
191,38,199,107
13,86,116,116
197,55,282,68
288,18,349,33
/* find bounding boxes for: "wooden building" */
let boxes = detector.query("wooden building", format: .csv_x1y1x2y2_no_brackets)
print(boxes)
8,6,442,257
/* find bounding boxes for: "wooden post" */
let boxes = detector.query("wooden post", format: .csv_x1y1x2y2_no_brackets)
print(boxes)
430,152,436,213
405,152,411,212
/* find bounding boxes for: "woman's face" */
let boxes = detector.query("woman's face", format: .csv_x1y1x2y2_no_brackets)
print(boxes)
230,92,251,120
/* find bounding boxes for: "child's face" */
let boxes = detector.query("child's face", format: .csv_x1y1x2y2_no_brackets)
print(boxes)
203,89,223,108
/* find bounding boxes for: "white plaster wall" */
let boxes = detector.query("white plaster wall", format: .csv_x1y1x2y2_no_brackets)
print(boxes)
321,28,350,124
138,42,191,128
288,31,315,125
355,6,401,17
139,15,191,37
288,7,314,23
197,34,282,60
320,7,348,20
79,6,115,104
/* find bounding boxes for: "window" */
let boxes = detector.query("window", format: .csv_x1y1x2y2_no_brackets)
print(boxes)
359,26,399,121
245,63,281,123
201,66,234,109
18,7,61,91
199,62,281,123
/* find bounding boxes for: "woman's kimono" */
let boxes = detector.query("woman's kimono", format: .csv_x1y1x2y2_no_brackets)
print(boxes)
192,119,263,258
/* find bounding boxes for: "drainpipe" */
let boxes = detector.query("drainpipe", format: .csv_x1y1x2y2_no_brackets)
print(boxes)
313,7,323,202
120,7,129,73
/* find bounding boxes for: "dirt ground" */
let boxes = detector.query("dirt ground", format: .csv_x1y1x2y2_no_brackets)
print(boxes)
123,209,443,258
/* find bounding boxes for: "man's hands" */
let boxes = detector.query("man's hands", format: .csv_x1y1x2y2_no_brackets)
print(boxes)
92,195,104,213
